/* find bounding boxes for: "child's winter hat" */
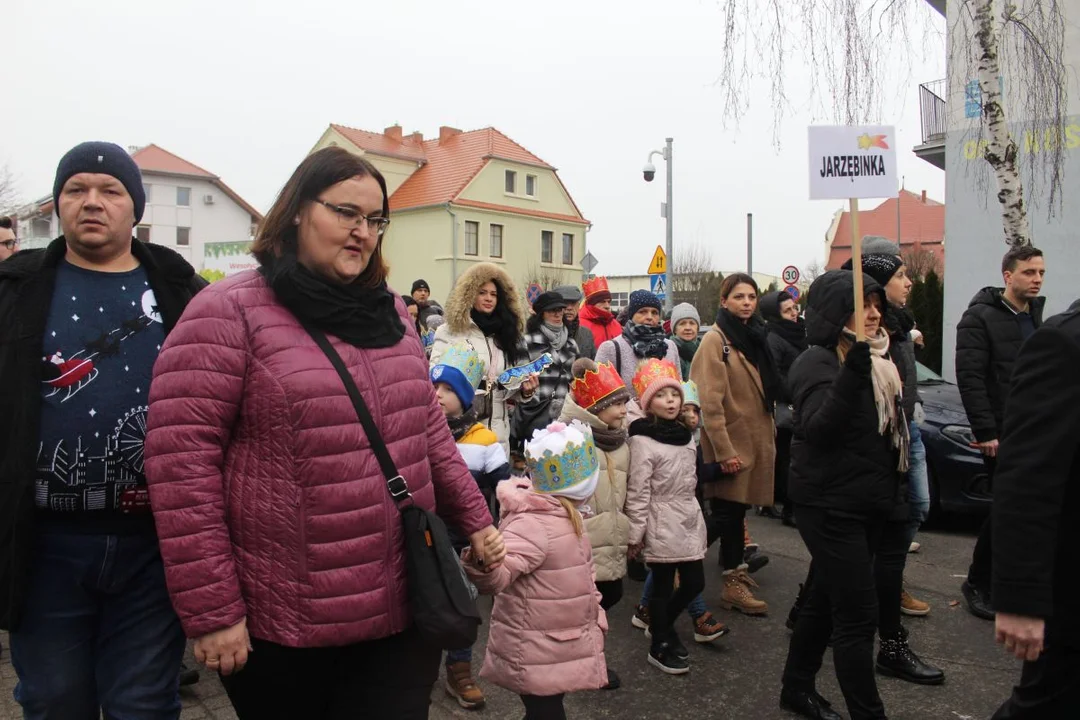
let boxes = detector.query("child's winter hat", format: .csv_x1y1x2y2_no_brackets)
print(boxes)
430,342,485,410
571,358,630,414
526,420,600,502
681,380,700,408
632,358,683,412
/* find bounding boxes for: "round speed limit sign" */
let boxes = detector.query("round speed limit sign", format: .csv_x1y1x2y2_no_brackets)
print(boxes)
782,265,801,285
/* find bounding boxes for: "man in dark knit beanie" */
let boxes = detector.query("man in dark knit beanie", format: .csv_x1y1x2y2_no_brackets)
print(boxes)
0,141,207,713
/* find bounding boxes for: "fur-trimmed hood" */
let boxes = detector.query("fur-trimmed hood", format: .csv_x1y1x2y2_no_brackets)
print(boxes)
444,263,527,335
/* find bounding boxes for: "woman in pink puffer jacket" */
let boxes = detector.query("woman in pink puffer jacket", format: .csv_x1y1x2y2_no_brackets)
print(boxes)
464,422,607,720
143,148,503,720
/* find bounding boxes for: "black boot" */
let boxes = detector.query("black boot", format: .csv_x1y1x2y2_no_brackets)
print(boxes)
779,687,842,720
876,630,945,685
786,583,806,631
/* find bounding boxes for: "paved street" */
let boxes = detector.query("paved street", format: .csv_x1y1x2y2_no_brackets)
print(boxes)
0,515,1015,720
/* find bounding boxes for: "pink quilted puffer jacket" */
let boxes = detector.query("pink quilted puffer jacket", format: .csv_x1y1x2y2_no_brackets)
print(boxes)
465,480,607,697
143,270,492,648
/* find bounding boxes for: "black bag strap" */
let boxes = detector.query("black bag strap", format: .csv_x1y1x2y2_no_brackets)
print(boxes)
614,340,623,374
304,325,412,507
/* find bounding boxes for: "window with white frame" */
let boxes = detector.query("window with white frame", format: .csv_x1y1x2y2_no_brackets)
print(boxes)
464,221,479,256
489,224,503,258
541,230,553,263
525,175,537,197
505,170,517,194
610,292,630,310
177,227,190,246
177,187,191,206
561,233,574,265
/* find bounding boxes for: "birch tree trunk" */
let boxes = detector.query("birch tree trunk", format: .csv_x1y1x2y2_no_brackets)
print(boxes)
973,0,1032,247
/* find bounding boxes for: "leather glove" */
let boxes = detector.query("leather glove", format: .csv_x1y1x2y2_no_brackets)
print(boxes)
844,341,872,377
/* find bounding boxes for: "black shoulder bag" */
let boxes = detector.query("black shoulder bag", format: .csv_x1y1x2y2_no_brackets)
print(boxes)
305,326,481,649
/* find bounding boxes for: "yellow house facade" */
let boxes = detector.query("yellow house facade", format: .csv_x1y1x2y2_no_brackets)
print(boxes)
310,123,590,303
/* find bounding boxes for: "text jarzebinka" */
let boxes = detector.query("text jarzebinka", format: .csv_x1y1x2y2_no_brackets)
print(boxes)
819,155,888,181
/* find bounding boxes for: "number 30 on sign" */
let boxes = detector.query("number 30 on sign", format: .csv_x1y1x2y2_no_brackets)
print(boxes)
782,265,800,285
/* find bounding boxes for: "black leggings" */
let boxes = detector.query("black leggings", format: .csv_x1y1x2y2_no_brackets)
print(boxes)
220,628,440,719
648,560,706,646
710,499,749,570
595,578,623,611
521,693,566,720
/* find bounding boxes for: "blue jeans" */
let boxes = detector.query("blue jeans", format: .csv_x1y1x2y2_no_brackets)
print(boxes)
640,570,708,618
10,530,186,720
446,647,473,664
905,421,931,547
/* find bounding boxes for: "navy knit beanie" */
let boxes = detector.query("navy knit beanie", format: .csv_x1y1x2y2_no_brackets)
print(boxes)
53,142,146,224
627,289,662,319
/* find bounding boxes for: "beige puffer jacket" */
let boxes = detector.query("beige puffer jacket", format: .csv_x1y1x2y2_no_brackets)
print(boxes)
559,395,631,583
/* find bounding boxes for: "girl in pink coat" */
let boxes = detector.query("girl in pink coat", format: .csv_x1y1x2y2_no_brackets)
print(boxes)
626,359,708,676
464,420,608,720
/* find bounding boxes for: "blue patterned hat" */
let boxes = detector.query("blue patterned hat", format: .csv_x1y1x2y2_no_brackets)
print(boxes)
681,380,700,408
526,421,600,501
430,343,485,410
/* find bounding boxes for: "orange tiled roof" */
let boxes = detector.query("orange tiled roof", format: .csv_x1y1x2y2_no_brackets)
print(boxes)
829,189,944,249
331,124,585,221
130,144,262,221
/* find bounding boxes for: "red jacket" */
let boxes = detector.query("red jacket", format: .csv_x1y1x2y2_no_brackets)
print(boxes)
144,271,492,647
579,303,622,348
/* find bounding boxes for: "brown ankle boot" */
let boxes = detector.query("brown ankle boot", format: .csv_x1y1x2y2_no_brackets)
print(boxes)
445,661,486,709
720,571,769,616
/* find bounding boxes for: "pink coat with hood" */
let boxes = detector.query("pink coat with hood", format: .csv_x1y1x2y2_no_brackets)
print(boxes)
143,270,492,647
465,479,607,697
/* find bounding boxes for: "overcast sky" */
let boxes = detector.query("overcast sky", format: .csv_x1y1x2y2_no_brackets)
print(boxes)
5,0,946,278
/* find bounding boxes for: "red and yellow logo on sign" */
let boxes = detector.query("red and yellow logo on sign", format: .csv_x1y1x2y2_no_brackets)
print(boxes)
857,134,889,150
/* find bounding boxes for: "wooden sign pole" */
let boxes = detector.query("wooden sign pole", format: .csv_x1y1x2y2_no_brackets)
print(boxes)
850,197,866,341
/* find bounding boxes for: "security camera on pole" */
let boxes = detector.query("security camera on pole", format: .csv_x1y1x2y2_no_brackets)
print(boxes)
643,138,674,314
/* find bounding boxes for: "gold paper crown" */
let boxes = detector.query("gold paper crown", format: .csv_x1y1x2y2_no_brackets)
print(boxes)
632,358,681,399
571,362,626,410
582,276,610,300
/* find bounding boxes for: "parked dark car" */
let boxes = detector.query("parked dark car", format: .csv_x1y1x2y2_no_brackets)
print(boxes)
916,362,992,518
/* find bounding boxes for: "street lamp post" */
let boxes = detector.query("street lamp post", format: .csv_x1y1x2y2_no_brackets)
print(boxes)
644,138,674,314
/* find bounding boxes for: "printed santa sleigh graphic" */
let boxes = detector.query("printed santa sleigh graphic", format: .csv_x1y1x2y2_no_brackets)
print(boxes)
41,289,163,402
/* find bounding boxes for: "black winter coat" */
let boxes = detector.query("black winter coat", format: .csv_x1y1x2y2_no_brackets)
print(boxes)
766,331,803,403
788,271,905,520
883,305,920,419
955,287,1045,442
992,307,1080,646
0,238,205,630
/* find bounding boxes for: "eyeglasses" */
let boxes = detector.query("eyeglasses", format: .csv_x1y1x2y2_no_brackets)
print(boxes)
1,239,19,251
314,199,390,237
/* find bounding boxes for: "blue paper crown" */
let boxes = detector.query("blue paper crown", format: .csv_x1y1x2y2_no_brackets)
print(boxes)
681,380,700,407
528,436,599,495
434,342,485,390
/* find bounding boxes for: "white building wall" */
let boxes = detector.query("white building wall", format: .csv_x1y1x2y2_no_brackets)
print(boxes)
140,175,253,271
940,0,1080,379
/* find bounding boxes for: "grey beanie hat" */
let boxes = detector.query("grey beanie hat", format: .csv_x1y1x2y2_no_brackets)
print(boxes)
670,302,701,330
862,236,901,257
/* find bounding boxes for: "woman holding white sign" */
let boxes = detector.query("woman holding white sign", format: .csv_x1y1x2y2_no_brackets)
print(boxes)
780,270,908,720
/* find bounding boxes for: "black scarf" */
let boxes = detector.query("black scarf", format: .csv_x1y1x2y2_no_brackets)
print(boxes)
716,308,782,412
628,417,692,446
470,308,521,364
766,317,808,352
622,320,669,359
883,303,916,340
447,407,479,441
262,253,404,349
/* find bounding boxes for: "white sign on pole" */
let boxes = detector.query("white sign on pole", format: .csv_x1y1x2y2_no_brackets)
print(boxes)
782,265,801,285
808,125,898,200
581,251,599,274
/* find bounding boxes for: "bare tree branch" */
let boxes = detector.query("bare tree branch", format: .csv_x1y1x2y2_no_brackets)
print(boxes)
0,164,20,216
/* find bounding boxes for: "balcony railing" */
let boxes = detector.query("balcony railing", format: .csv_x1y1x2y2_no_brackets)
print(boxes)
919,79,947,144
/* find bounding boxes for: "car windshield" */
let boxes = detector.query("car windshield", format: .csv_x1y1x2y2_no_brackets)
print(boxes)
916,362,946,385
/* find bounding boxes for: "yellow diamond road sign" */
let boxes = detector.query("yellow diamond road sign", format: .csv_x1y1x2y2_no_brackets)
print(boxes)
647,246,667,275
